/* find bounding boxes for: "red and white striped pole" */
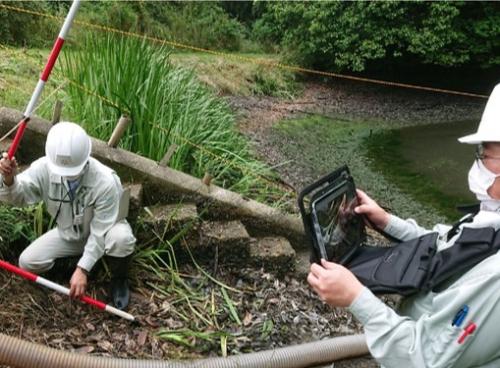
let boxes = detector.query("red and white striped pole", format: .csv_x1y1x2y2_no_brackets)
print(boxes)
0,260,135,321
7,0,81,159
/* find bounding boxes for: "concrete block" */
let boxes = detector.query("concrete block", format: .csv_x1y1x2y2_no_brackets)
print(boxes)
0,138,12,153
139,203,199,242
250,236,296,273
199,220,251,259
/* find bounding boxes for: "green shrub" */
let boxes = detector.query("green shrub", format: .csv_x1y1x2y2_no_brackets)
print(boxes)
252,66,297,98
77,1,245,51
254,2,500,72
0,1,58,47
0,1,247,51
152,2,245,51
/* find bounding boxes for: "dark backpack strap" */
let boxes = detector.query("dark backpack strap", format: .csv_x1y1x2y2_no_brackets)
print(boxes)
446,213,476,242
347,226,500,296
428,227,498,291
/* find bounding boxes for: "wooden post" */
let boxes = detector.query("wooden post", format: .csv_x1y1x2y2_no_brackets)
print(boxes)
202,172,213,186
159,144,178,167
51,100,63,125
107,115,131,148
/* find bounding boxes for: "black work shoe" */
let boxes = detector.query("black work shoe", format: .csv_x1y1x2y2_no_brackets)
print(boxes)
106,255,132,310
111,277,130,310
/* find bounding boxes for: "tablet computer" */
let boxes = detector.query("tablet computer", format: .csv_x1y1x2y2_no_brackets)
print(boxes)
298,165,366,264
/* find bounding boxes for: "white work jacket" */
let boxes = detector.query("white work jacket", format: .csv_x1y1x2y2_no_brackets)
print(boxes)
0,157,128,272
349,211,500,368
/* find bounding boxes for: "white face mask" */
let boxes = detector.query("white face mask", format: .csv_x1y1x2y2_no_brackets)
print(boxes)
468,160,500,212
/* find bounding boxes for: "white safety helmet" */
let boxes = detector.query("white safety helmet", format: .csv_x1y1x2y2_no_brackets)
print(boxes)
45,122,92,177
459,83,500,144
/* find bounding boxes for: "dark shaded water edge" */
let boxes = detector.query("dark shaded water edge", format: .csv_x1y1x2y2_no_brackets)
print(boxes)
364,129,473,222
268,115,450,228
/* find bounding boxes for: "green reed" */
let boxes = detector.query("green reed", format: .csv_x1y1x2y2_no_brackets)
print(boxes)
61,34,288,205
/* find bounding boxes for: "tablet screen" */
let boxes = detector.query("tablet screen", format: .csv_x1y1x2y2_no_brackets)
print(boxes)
311,179,364,263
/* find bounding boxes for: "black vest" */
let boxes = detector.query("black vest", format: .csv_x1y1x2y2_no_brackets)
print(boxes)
347,226,500,296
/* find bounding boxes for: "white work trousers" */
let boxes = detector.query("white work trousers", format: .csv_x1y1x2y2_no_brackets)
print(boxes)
19,221,135,273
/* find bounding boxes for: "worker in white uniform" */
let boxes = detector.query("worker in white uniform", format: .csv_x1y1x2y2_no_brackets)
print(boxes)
308,83,500,367
0,122,135,310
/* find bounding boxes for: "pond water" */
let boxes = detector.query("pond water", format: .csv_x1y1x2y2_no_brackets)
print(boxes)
398,120,478,202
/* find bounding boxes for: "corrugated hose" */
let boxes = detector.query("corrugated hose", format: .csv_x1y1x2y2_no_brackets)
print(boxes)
0,332,368,368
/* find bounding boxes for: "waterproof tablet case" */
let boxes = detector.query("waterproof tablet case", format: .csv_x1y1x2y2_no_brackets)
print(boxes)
298,165,366,264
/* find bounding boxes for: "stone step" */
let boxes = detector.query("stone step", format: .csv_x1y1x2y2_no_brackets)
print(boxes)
295,249,312,278
198,220,251,260
250,236,296,274
139,203,199,240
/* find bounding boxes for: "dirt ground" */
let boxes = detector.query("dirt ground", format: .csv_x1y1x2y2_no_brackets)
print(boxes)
0,258,375,367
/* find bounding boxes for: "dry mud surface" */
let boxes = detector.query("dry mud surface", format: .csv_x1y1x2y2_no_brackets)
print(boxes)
228,79,484,193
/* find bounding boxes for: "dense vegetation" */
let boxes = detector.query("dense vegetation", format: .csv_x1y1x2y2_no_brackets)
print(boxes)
1,1,499,76
0,1,248,51
3,1,500,69
0,203,46,258
254,2,500,73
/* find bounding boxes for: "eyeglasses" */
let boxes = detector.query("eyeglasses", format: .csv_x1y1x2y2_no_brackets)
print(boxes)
475,145,500,161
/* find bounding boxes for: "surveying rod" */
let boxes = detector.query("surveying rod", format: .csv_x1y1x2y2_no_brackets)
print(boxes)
7,0,81,159
0,260,135,321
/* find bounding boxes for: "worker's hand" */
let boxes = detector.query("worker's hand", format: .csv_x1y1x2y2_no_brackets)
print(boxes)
0,152,17,186
69,267,88,299
307,259,363,308
354,189,390,230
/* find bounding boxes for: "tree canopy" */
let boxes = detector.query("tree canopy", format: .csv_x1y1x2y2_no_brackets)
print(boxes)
254,1,500,72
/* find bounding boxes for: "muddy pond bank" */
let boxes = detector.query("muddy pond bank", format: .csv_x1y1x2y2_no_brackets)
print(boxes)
230,79,486,227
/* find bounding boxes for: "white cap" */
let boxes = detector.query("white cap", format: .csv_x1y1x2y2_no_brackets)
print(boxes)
45,122,91,176
459,83,500,144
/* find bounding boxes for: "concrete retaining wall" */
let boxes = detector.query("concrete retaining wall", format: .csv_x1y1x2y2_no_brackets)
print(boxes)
0,107,307,248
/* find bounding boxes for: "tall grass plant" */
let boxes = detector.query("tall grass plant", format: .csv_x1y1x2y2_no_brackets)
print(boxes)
62,34,288,205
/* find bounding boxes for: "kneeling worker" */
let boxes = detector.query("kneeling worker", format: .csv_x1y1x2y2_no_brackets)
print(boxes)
0,122,135,310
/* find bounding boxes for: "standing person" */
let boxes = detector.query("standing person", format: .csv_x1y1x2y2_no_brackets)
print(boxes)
0,122,136,310
308,83,500,367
